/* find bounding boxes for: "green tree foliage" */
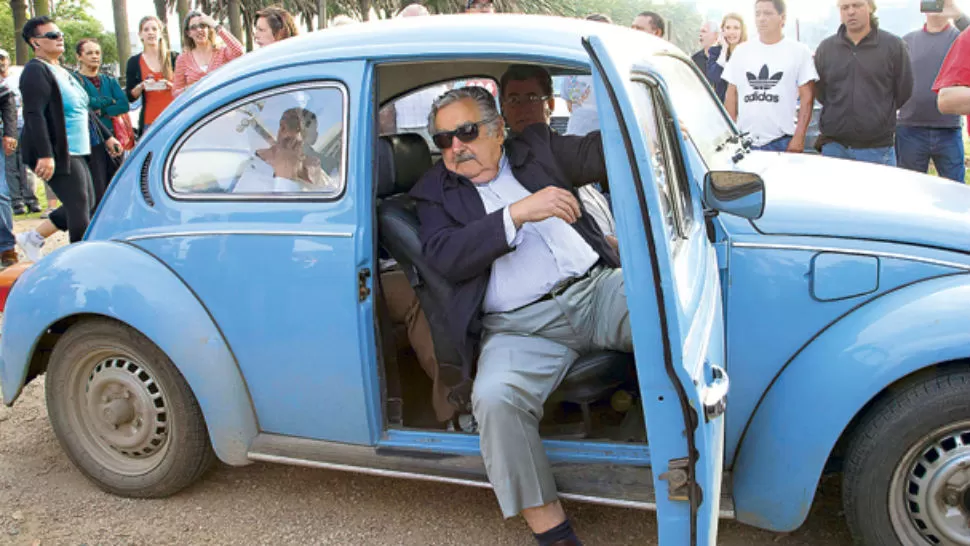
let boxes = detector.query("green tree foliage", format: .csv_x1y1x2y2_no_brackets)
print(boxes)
0,2,15,58
51,0,118,67
567,0,702,53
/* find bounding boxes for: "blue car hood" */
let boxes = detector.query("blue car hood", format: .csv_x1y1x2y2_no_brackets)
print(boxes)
744,152,970,254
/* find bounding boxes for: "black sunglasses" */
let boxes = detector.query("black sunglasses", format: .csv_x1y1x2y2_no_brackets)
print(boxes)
432,118,496,149
34,31,63,41
188,23,210,31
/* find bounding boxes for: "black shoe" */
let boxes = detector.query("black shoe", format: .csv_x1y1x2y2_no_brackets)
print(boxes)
12,205,25,215
26,203,41,213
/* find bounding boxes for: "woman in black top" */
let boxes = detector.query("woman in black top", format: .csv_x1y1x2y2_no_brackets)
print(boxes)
15,16,121,261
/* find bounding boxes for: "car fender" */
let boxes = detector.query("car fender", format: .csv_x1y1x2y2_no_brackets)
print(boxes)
731,272,970,532
0,241,258,465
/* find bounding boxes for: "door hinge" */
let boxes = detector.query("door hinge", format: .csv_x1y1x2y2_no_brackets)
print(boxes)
659,457,703,505
358,268,372,302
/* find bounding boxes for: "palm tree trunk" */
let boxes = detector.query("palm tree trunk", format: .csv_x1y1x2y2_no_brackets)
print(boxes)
10,0,28,64
176,0,190,28
227,0,243,42
112,0,131,81
32,0,48,16
317,0,326,28
153,0,170,48
242,9,253,52
359,0,371,21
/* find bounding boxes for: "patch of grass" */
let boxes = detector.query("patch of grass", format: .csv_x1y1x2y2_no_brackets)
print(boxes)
12,174,55,221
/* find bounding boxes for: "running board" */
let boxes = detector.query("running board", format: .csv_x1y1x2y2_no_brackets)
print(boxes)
248,434,734,517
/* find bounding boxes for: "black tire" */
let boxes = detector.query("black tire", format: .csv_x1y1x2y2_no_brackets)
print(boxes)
842,367,970,545
45,318,215,498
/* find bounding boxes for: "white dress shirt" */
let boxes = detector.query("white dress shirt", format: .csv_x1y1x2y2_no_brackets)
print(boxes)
474,155,599,314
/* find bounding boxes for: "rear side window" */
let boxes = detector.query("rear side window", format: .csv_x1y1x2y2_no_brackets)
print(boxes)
168,83,346,198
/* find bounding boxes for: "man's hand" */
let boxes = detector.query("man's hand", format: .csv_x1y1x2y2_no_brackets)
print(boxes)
34,157,54,181
606,235,619,251
786,135,806,153
3,137,16,156
509,186,582,228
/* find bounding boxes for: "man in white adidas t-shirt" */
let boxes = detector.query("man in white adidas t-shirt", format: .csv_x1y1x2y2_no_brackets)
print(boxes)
723,0,817,152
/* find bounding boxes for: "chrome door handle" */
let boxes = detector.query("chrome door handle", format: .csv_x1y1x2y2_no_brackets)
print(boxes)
701,364,729,422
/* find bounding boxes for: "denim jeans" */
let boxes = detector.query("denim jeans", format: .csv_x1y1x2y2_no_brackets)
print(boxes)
821,142,897,166
0,159,15,252
753,135,792,152
895,126,967,183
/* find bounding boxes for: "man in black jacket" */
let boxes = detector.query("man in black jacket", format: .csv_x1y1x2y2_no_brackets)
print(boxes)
814,0,913,165
410,86,627,546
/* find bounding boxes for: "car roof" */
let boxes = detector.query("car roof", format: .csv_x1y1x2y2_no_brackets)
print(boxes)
183,15,681,105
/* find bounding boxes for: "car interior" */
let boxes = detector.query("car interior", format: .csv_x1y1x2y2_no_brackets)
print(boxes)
371,60,646,444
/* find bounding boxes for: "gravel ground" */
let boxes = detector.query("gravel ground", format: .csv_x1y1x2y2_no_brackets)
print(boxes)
0,218,854,546
0,380,854,546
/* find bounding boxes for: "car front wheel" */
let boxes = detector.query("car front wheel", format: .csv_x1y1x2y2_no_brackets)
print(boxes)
843,368,970,546
45,318,214,498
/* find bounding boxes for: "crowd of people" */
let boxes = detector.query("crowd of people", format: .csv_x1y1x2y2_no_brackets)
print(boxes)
0,2,963,546
0,6,302,266
690,0,970,179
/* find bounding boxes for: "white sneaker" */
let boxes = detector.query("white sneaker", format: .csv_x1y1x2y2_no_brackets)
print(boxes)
15,231,44,263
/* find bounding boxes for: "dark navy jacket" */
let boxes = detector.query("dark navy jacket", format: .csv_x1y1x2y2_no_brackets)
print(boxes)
409,123,621,376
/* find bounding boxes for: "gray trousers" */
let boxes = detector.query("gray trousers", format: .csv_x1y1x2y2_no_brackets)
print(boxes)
473,267,633,518
4,143,36,208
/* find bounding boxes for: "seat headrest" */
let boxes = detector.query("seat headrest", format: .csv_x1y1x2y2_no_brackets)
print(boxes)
377,133,433,198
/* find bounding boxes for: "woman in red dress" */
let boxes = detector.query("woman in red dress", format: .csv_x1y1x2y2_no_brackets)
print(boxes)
125,15,178,133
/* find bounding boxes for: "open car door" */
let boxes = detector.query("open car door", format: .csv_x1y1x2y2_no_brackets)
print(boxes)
584,36,728,546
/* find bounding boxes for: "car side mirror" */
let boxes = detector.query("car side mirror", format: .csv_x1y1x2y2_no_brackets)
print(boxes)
703,171,765,220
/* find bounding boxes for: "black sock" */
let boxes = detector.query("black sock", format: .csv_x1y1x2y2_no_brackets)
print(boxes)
534,519,582,546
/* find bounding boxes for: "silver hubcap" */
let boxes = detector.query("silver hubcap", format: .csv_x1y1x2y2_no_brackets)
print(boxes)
70,355,170,474
892,423,970,545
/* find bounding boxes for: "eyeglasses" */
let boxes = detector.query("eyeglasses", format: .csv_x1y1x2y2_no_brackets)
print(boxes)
34,31,63,41
504,94,550,107
188,23,210,31
432,117,496,149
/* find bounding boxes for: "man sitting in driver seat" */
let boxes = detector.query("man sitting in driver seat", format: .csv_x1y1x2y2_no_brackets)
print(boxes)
410,86,631,546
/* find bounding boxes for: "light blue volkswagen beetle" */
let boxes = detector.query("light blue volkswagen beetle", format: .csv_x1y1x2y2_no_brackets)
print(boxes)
1,15,969,546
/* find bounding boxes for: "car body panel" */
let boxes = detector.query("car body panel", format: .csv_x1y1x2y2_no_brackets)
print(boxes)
0,241,258,464
731,272,970,531
743,151,970,254
722,238,970,464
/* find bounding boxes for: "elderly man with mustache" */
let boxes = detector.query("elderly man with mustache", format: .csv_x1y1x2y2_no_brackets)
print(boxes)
409,85,629,546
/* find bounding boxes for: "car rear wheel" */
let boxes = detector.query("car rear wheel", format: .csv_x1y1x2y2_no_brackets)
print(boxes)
843,368,970,546
45,318,215,497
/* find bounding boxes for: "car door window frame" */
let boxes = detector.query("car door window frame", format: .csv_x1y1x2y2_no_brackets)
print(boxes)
164,81,349,202
630,75,695,248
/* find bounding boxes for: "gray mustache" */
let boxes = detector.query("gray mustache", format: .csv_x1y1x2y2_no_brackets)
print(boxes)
455,151,478,164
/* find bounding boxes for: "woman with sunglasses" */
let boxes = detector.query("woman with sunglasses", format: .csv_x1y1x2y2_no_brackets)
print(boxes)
173,11,244,97
75,38,129,207
253,5,299,48
16,17,122,262
126,15,179,132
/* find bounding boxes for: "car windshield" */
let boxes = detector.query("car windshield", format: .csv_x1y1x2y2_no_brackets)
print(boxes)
647,54,736,167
